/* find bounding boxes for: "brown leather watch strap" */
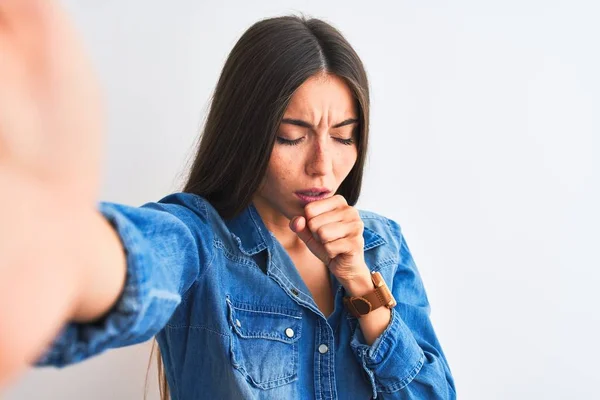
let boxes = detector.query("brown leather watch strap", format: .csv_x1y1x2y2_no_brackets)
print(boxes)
343,272,396,318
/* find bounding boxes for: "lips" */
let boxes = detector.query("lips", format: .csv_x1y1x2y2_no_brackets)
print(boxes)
295,188,331,204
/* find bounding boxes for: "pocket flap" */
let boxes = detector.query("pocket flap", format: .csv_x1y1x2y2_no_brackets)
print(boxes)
227,298,302,343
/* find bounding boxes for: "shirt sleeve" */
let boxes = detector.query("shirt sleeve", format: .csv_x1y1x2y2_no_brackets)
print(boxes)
350,219,456,399
35,193,214,367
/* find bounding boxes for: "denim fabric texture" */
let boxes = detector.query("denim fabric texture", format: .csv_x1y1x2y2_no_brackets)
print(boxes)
36,192,455,399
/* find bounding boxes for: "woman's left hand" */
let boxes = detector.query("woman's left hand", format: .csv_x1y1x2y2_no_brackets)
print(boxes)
289,195,373,294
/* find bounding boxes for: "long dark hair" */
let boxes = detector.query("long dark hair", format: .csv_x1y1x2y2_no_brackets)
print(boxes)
182,15,370,218
147,15,371,400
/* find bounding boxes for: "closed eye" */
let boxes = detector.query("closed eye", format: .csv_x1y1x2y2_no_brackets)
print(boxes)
276,137,305,146
334,137,355,146
277,136,355,146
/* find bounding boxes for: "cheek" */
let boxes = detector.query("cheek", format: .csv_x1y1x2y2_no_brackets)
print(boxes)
336,147,358,175
265,152,294,189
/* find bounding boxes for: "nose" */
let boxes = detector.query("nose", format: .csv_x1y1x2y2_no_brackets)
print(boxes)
305,138,332,177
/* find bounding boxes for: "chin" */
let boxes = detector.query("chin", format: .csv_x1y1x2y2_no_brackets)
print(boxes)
282,206,301,220
280,200,304,219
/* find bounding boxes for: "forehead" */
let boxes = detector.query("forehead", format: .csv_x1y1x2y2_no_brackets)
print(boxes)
284,74,356,119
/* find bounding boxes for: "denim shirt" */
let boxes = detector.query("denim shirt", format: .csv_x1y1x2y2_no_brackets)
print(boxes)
36,192,455,399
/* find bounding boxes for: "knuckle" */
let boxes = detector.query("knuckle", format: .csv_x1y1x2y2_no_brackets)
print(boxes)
317,226,329,241
324,243,336,259
357,237,365,248
347,207,360,220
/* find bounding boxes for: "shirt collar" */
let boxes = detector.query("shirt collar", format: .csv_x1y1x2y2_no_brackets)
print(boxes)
224,202,272,256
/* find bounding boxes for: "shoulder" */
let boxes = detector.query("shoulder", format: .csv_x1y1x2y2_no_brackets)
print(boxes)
134,192,226,241
148,192,225,223
358,209,404,252
151,192,210,218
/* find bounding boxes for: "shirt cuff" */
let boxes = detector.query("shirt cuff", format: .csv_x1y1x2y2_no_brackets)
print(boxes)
35,202,157,367
350,308,425,397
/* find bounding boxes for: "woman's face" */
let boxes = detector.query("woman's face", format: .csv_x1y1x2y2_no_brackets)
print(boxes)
254,73,359,221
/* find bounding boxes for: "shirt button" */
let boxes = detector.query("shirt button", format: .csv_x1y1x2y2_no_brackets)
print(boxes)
318,344,329,354
235,319,241,328
285,328,295,338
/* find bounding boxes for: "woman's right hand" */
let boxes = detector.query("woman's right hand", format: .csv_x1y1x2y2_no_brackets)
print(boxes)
0,0,108,389
0,0,104,203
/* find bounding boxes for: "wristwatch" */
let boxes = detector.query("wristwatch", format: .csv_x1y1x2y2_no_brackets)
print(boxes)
343,271,396,318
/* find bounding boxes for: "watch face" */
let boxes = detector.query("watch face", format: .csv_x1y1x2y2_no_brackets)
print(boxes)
353,298,372,315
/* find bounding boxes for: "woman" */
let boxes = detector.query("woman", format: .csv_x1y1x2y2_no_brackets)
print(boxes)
0,1,455,399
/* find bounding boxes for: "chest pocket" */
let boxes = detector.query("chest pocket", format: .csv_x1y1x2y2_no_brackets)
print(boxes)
226,298,302,390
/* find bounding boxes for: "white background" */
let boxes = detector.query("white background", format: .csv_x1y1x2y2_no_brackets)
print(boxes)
5,0,599,399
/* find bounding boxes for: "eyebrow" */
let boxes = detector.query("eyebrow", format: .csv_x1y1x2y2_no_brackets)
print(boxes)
281,118,358,129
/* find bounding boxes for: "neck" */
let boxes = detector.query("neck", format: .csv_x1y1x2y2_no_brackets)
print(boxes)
252,196,305,251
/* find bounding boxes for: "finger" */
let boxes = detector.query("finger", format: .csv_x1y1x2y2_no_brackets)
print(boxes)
289,216,305,233
306,206,355,236
0,0,48,33
0,37,44,166
0,1,53,69
0,0,94,166
323,237,354,261
304,194,347,219
290,216,313,244
314,220,360,244
290,216,331,264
